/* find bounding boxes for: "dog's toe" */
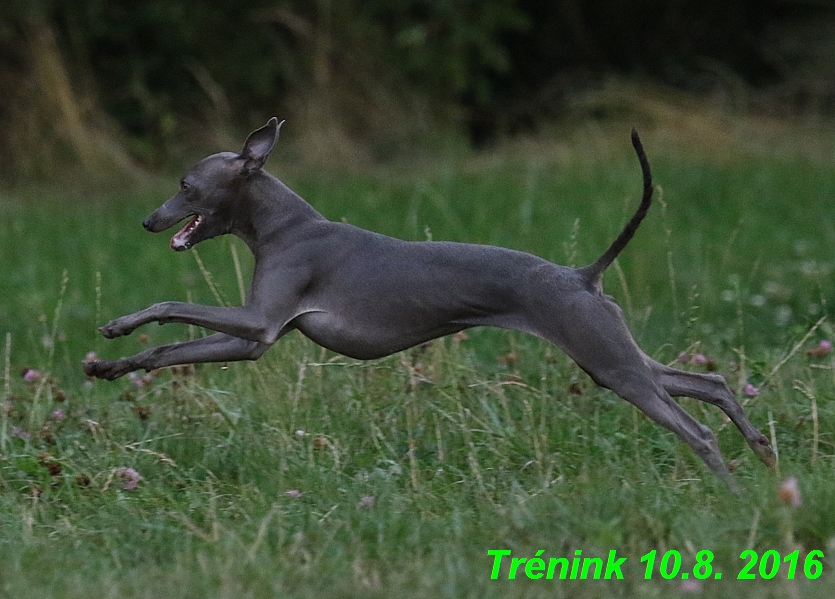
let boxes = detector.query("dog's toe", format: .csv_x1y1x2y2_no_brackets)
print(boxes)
83,359,125,380
83,359,111,379
98,324,120,339
83,360,98,377
752,436,777,470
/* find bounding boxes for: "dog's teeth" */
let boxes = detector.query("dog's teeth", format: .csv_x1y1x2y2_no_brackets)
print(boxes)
170,215,202,250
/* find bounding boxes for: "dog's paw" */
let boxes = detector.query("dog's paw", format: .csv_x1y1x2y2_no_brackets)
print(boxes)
98,318,135,339
83,359,130,380
751,434,777,470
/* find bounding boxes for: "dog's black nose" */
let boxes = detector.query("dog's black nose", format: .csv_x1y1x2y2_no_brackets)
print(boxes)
142,217,152,231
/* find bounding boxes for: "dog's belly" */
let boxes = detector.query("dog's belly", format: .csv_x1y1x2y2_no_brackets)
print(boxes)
290,310,466,360
284,243,583,359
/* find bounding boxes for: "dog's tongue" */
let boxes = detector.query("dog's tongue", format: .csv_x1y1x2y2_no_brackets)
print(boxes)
170,215,200,250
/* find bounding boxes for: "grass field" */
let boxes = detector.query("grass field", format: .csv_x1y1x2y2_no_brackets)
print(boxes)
1,119,834,598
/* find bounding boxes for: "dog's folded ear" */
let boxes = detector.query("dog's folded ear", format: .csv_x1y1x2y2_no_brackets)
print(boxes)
239,117,284,175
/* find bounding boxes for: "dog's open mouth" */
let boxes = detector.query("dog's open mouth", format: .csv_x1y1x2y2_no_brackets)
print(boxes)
170,215,203,251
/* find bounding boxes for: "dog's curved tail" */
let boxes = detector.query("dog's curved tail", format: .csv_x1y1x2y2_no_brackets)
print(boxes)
577,128,653,283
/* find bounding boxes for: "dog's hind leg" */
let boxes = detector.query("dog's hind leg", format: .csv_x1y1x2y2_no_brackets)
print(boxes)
589,362,739,491
640,353,776,469
524,294,738,489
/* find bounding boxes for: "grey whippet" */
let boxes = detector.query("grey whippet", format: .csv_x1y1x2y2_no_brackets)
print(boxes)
85,118,775,487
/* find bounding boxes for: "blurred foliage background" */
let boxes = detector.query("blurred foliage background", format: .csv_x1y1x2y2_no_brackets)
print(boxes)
1,0,834,181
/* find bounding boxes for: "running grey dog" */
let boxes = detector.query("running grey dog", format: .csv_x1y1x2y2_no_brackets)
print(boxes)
85,118,775,487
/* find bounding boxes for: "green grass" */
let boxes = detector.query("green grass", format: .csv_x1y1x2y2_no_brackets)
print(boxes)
1,124,834,598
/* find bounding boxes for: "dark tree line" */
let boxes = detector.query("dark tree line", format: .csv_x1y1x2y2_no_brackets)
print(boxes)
0,0,832,178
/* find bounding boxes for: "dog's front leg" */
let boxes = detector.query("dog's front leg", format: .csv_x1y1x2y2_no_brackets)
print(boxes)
84,333,271,380
99,301,273,343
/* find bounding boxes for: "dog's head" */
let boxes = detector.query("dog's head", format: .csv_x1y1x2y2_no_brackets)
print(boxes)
142,117,283,251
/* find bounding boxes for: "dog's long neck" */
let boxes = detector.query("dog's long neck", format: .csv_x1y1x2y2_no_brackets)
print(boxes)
232,172,325,255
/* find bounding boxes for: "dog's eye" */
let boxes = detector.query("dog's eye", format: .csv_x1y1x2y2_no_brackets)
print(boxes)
180,180,190,192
